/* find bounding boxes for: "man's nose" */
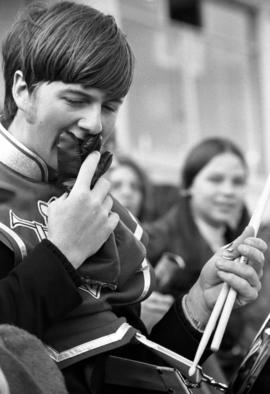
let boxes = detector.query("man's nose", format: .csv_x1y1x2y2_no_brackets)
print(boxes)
77,105,102,134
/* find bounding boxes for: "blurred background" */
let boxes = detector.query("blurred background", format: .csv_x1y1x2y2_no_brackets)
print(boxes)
1,0,270,219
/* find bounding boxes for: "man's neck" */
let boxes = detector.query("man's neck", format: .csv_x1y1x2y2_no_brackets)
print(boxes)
8,113,35,152
8,112,54,168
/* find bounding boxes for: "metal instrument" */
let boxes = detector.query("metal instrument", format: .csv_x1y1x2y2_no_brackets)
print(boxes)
227,314,270,393
104,319,270,394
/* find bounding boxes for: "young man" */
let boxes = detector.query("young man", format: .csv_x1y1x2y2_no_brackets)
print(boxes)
0,1,266,393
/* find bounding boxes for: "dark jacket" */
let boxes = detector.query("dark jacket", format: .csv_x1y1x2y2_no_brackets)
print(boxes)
0,124,205,393
0,239,81,338
0,238,205,393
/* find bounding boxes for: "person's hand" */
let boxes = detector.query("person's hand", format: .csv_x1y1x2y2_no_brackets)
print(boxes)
47,151,119,269
57,131,112,191
186,226,267,326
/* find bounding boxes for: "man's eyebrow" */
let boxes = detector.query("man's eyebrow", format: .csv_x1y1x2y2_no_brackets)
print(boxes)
106,99,124,107
60,88,123,103
103,95,123,104
60,88,93,98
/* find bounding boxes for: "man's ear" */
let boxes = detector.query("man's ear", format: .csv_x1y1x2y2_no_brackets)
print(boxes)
12,70,30,112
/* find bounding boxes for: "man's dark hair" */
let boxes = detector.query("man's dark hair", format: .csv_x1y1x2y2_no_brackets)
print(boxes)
2,1,134,126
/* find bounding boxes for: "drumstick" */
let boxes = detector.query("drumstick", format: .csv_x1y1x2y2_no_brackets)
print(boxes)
188,282,229,377
189,172,270,376
211,172,270,351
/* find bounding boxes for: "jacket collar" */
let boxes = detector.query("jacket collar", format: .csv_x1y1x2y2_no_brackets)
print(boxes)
0,123,49,182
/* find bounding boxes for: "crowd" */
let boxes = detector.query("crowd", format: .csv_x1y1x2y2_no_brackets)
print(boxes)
0,1,269,393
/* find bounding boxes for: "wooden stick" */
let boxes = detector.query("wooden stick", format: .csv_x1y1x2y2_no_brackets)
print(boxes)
210,262,245,351
188,172,270,375
210,173,270,351
188,282,229,376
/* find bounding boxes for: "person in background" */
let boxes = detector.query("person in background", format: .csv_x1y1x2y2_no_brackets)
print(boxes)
144,137,252,379
108,155,154,222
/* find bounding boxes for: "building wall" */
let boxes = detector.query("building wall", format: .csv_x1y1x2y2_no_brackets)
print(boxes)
116,0,270,220
116,1,266,181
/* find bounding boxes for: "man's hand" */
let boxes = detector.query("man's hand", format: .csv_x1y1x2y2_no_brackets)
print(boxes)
47,152,119,269
186,226,267,327
57,131,112,191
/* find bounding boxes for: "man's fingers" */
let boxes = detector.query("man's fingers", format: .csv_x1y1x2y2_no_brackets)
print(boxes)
217,259,261,288
217,270,260,302
107,212,119,232
236,245,265,280
103,196,113,214
241,237,268,253
220,226,257,261
223,226,255,258
69,151,100,195
91,177,111,202
238,243,265,265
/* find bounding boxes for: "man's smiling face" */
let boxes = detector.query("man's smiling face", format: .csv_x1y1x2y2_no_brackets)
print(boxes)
21,81,122,169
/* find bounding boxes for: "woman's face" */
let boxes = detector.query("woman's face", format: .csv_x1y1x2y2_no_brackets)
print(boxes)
109,165,143,217
189,152,247,227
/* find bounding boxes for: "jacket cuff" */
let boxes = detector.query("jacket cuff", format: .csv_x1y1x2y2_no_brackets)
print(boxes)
42,240,82,287
175,296,204,341
181,294,205,333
